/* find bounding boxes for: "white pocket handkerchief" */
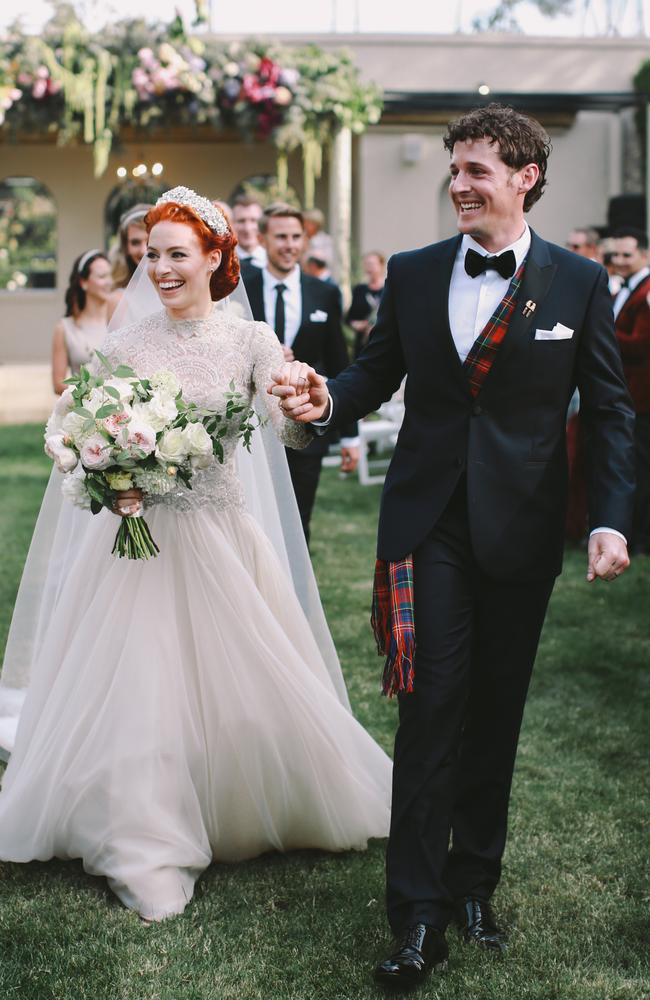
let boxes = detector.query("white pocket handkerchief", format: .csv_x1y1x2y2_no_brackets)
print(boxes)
309,309,328,323
535,322,574,341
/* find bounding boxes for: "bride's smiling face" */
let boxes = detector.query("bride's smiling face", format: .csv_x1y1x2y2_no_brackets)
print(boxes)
147,221,221,318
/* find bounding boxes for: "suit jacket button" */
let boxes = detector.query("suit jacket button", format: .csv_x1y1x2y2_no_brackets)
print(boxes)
472,403,483,416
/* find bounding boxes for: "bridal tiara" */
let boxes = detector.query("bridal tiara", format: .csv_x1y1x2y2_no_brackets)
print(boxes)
156,186,230,236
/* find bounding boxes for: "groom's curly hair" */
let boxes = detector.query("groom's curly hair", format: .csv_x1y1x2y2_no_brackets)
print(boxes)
144,201,240,302
443,103,551,212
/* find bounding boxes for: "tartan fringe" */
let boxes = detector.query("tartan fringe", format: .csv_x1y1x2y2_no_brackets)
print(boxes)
371,557,416,698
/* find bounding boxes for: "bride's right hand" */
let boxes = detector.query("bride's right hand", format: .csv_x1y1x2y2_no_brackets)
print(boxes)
267,363,329,423
113,489,144,518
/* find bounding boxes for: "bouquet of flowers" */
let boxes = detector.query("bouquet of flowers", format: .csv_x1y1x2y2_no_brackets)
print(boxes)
44,352,260,560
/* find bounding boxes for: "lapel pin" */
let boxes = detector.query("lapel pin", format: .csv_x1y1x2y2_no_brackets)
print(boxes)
522,300,537,318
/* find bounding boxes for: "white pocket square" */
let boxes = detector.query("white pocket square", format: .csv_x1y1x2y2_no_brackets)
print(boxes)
535,322,574,341
309,309,328,323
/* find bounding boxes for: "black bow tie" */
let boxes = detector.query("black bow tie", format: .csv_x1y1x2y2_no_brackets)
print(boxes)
464,247,516,280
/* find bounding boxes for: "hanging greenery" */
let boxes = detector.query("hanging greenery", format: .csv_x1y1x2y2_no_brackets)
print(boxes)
0,6,383,203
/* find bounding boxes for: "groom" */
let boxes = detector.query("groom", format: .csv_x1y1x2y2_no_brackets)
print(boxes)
269,104,635,987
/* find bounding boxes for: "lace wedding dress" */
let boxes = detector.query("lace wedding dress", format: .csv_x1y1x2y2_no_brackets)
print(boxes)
0,307,391,920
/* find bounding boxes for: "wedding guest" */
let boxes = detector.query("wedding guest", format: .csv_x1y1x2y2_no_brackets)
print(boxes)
272,104,634,988
212,198,234,228
108,204,152,318
600,237,624,295
303,251,334,284
612,227,650,554
51,249,111,395
566,226,601,262
346,251,386,356
242,202,358,543
303,207,334,270
232,194,266,268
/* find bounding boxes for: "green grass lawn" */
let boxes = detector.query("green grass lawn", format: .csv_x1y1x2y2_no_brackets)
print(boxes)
0,426,648,999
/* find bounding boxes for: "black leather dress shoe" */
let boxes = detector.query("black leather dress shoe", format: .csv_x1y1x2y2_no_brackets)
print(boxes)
456,898,507,952
374,923,448,990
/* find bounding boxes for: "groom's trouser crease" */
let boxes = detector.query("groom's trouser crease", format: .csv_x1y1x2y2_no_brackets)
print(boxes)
385,482,555,933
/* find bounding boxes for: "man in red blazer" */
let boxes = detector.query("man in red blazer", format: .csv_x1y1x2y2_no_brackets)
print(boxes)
612,228,650,553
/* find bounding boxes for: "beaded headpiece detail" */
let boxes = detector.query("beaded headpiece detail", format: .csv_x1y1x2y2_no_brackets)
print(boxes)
155,186,229,236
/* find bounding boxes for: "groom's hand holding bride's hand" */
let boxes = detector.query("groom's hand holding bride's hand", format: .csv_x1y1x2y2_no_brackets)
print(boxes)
268,362,330,423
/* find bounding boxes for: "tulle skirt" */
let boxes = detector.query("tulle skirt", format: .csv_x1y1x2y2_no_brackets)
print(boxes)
0,503,391,920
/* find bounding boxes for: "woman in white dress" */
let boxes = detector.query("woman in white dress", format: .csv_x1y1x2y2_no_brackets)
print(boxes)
0,188,391,921
51,249,112,394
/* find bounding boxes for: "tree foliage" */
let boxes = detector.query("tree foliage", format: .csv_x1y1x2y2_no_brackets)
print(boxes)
473,0,574,32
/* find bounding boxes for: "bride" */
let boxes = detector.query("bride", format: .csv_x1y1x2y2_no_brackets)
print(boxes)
0,187,391,921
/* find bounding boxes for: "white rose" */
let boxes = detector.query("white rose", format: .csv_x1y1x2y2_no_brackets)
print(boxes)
156,427,188,464
61,467,91,509
80,433,113,470
45,433,79,473
133,392,178,433
122,419,157,457
45,386,75,436
150,370,181,399
182,421,213,470
61,410,93,448
83,387,107,416
103,377,135,403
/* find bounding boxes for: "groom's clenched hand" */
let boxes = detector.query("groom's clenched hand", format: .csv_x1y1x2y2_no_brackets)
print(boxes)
267,362,330,423
586,531,630,583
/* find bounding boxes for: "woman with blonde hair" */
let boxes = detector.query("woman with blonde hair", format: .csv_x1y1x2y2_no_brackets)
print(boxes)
107,203,152,318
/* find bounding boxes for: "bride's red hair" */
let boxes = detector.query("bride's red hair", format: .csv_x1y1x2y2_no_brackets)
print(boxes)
144,201,240,302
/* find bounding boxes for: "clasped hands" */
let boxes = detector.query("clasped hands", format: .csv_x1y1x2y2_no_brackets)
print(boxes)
268,361,330,423
268,361,358,473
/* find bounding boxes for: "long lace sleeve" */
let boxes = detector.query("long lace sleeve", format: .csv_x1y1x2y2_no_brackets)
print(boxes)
250,322,311,450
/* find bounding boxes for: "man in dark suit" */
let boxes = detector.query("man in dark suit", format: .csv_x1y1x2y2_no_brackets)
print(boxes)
270,105,635,987
612,227,650,553
242,203,358,544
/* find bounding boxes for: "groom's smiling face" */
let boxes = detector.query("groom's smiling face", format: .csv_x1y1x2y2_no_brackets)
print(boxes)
448,138,538,252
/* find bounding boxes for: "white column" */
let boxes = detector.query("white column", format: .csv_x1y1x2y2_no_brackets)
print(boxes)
329,126,352,308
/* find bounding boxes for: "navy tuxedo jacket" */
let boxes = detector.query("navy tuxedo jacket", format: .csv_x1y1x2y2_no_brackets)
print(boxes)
326,230,635,579
242,265,357,452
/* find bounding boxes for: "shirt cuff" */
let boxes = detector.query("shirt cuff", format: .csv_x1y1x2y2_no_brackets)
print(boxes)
340,437,360,448
589,527,627,544
311,393,333,427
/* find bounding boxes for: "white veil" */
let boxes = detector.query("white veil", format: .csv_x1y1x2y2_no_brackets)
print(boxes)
0,259,349,759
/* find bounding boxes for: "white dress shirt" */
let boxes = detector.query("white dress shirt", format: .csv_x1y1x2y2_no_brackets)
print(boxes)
449,226,531,361
238,244,267,269
262,264,302,349
612,266,650,319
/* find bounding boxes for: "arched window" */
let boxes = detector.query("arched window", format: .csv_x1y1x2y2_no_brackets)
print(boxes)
0,176,57,290
104,179,169,248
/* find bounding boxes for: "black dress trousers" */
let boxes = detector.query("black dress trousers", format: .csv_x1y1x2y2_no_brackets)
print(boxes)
385,478,555,934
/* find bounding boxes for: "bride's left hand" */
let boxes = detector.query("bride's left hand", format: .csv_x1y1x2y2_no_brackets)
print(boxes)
113,489,143,518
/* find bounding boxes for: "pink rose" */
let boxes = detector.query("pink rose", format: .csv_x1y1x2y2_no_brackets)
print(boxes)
45,433,79,473
122,420,156,457
80,433,113,471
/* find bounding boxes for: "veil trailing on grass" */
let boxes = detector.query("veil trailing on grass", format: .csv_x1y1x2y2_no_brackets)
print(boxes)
0,260,349,757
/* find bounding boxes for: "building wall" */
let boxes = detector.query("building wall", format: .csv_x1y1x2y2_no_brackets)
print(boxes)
0,139,289,362
357,110,623,257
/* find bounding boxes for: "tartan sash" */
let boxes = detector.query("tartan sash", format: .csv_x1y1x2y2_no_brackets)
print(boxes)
371,260,527,697
371,556,415,697
462,259,526,397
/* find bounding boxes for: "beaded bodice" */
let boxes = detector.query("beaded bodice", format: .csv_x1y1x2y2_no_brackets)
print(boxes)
97,306,309,512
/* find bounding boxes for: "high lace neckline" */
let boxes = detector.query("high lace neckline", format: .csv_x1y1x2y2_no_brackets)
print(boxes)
162,302,220,339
